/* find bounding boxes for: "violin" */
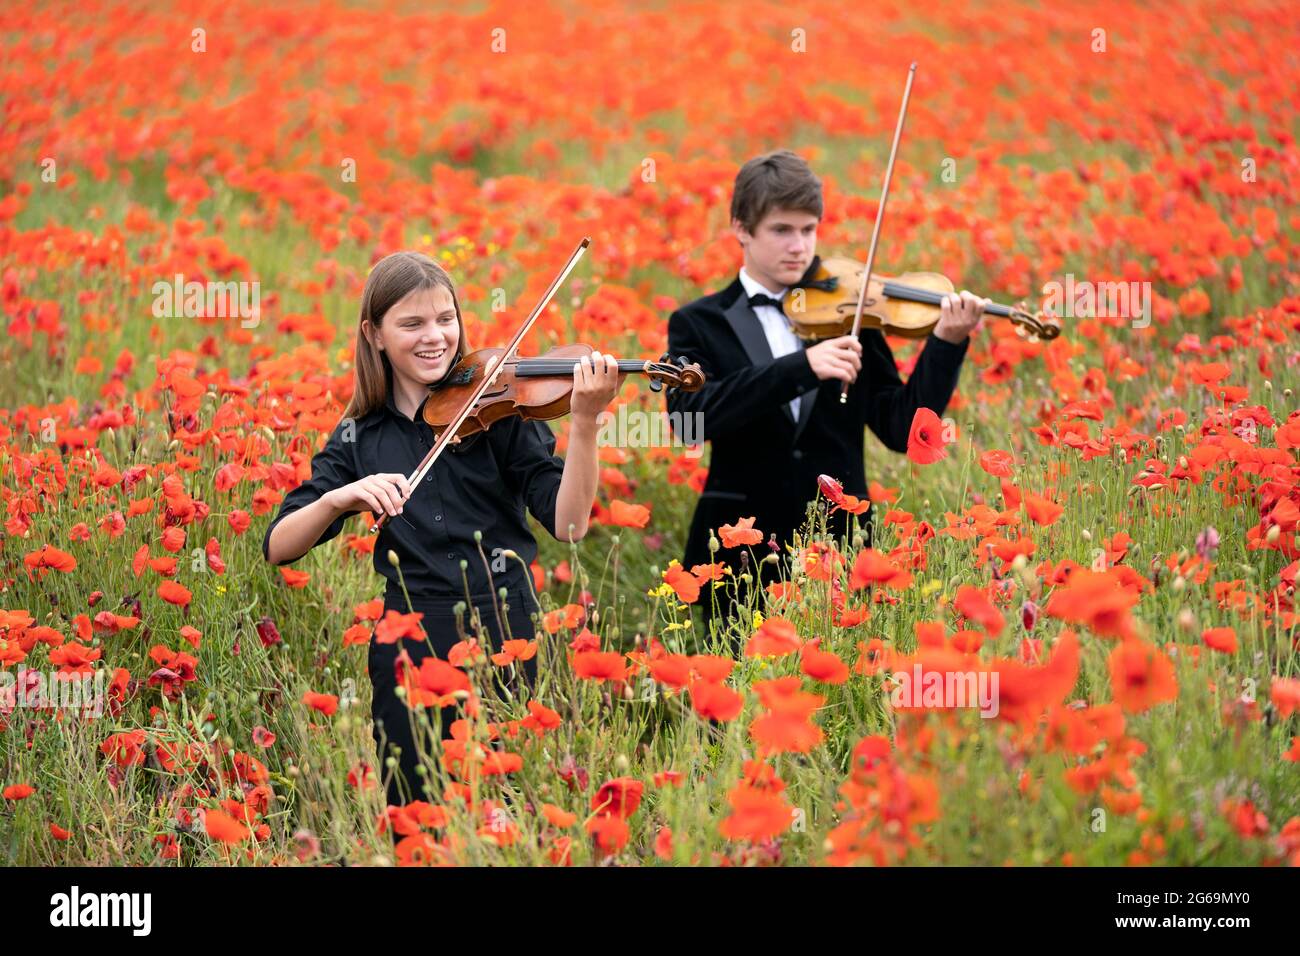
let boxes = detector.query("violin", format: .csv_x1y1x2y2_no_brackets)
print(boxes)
824,62,1063,404
786,255,1060,342
369,238,704,534
422,345,704,440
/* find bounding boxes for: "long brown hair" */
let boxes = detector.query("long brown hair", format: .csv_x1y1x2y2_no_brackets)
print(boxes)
342,251,468,421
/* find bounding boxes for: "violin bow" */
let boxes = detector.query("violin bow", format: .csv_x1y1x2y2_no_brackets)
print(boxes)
367,237,592,534
843,62,917,404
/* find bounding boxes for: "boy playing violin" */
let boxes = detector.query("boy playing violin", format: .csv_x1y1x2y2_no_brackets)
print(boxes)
665,149,988,640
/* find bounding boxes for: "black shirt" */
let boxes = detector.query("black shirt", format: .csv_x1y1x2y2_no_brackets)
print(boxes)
261,379,566,599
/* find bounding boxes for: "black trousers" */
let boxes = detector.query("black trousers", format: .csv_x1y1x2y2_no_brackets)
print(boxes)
368,584,539,808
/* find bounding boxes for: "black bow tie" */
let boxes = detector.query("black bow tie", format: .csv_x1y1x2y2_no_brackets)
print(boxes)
747,292,786,315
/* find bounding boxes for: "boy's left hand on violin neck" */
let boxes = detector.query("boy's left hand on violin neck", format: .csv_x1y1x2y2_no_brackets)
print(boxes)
932,290,991,345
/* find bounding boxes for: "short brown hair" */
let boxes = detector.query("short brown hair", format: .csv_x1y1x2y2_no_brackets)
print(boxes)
730,150,823,234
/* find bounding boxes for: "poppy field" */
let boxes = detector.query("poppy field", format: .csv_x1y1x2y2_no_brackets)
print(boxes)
2,1,1299,867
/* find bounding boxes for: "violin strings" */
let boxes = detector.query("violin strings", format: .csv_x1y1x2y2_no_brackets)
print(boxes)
511,361,649,375
881,281,1013,317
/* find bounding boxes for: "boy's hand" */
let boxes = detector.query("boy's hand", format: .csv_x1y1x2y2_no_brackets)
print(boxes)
805,335,863,384
933,290,989,344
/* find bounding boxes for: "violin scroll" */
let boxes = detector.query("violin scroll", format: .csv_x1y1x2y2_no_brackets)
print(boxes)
1007,303,1062,341
645,354,705,393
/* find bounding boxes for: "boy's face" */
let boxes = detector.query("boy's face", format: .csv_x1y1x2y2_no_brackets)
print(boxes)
733,207,820,290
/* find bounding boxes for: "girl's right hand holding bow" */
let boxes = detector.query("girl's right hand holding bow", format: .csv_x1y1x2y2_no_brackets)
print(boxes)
266,472,411,566
325,473,413,518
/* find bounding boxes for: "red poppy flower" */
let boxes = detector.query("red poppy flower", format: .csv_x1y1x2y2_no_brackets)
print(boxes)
1107,641,1178,713
608,499,651,528
663,562,701,604
204,807,251,844
690,679,744,721
1201,627,1237,654
156,581,192,608
591,777,643,818
718,783,793,842
719,516,763,548
572,650,628,683
302,691,338,716
23,545,77,579
954,584,1005,636
978,449,1015,477
745,616,800,657
374,610,425,645
906,408,948,464
800,640,849,684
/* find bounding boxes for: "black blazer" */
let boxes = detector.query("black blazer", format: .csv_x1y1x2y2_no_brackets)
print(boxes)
666,275,969,572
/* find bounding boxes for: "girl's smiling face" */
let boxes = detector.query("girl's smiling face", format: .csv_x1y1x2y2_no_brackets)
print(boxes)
367,284,461,387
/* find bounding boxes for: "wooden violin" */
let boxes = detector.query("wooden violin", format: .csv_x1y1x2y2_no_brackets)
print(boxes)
787,255,1060,341
422,345,704,440
824,62,1064,404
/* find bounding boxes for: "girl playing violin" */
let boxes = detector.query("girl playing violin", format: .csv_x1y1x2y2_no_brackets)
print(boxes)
262,250,620,807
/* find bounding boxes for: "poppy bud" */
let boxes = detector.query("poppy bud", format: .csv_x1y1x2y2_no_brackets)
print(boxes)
1177,608,1196,632
386,550,400,567
1021,600,1038,631
817,475,845,504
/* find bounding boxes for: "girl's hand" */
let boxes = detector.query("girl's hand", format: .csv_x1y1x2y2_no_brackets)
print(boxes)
569,350,622,424
326,473,412,518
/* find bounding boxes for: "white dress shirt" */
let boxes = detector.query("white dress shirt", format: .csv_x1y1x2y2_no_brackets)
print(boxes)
739,267,803,421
